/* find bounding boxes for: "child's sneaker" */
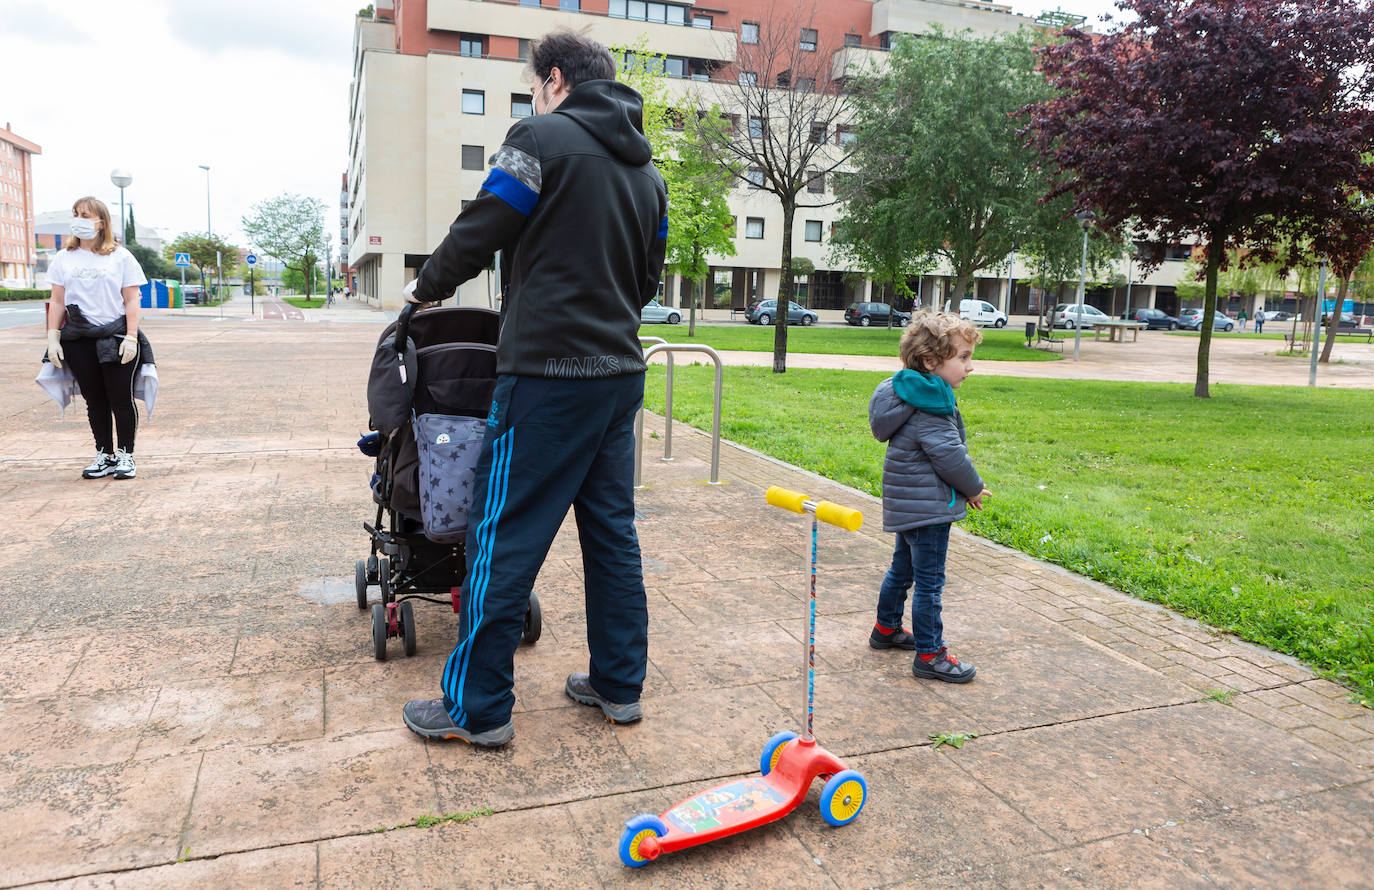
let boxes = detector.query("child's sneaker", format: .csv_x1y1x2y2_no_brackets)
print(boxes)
110,449,136,480
911,648,976,683
869,624,916,650
81,452,115,479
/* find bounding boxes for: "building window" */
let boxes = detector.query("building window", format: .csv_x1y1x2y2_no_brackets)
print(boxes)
794,77,814,92
694,14,712,28
559,0,579,10
511,94,533,118
738,70,758,86
741,21,759,44
809,121,827,144
844,32,861,47
462,90,485,114
461,145,485,171
518,38,531,60
745,217,764,239
459,35,484,57
646,2,666,22
807,169,824,193
614,0,688,23
835,125,856,146
804,220,822,242
748,116,765,138
800,28,817,51
519,0,539,6
745,168,764,189
664,56,686,78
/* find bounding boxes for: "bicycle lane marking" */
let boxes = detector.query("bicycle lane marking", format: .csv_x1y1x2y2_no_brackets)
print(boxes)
261,300,305,321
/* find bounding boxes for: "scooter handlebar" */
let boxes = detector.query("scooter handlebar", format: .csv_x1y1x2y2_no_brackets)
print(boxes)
765,486,808,514
765,486,863,531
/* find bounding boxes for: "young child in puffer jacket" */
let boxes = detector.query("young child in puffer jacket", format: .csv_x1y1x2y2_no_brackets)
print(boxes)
868,312,990,683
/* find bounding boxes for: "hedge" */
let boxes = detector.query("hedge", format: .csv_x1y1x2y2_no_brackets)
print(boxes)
0,288,49,302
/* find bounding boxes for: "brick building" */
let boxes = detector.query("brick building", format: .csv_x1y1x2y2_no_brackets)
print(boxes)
0,124,41,288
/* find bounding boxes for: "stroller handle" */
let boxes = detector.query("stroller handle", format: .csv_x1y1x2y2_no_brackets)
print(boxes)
395,302,419,356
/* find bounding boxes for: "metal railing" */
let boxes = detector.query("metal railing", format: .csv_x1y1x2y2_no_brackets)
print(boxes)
635,342,723,487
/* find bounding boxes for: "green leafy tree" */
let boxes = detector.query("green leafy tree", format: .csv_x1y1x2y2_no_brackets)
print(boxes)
281,258,323,295
126,241,174,280
841,27,1058,310
241,194,326,297
164,232,239,282
124,206,137,246
236,260,267,296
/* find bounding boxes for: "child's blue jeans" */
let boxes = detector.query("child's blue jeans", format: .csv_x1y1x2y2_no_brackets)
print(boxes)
875,523,951,654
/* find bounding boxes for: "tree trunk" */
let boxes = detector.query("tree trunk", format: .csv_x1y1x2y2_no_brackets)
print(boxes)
1194,236,1223,398
687,272,698,338
950,270,972,312
773,200,794,374
1318,275,1349,364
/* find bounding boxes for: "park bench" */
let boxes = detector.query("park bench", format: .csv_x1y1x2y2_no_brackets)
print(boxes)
1035,329,1065,353
730,307,750,322
1333,327,1374,343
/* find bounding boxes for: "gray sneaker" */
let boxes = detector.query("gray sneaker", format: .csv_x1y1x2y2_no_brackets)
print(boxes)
565,673,642,724
402,698,513,747
82,452,115,479
911,649,977,683
110,449,136,480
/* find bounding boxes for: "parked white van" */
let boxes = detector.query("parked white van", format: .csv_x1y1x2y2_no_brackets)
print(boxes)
957,299,1008,328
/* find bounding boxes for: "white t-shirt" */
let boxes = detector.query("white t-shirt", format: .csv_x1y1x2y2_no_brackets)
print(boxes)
48,246,148,325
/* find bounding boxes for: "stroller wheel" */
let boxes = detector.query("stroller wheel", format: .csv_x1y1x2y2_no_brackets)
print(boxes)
522,592,542,644
367,554,379,582
371,603,388,661
378,557,392,602
355,559,369,610
400,601,417,656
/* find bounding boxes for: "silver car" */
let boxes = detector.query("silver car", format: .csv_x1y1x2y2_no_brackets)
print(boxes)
1050,303,1110,329
640,299,681,325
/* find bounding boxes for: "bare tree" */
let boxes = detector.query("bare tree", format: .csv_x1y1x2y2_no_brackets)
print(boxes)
688,0,860,372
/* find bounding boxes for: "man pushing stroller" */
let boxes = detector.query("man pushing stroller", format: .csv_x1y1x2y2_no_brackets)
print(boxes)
400,30,668,747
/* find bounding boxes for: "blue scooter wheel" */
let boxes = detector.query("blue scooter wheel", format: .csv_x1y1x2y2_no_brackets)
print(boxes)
820,769,867,826
618,813,667,867
759,730,798,776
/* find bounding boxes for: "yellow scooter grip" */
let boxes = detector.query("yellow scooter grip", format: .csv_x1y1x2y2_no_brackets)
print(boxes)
765,486,808,514
815,501,863,532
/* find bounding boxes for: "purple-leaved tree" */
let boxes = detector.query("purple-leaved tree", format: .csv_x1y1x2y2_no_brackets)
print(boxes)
1026,0,1374,396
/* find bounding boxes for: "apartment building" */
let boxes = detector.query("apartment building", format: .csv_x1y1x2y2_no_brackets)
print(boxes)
0,124,41,289
345,0,1187,314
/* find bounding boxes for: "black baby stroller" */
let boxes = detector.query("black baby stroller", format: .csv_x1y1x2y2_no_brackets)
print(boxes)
357,302,541,659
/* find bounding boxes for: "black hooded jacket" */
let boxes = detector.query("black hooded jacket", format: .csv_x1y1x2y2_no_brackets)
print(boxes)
414,79,668,379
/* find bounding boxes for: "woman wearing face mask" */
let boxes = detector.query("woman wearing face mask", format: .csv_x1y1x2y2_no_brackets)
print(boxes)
44,196,150,480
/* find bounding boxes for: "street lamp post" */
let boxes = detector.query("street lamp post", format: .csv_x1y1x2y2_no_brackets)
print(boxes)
1005,246,1016,317
110,169,132,245
324,233,333,303
1073,210,1096,361
198,165,211,236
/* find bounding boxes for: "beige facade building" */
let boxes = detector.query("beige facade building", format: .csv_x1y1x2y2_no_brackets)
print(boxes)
0,124,41,289
345,0,1190,315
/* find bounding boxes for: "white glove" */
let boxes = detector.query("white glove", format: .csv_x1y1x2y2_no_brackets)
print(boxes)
119,334,138,364
403,279,426,305
47,330,64,368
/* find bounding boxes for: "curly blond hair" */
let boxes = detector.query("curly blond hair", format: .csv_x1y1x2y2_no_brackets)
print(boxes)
899,311,982,371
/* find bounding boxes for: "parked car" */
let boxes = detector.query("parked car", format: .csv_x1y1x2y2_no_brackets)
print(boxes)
1122,307,1181,330
1320,312,1357,328
749,299,817,326
843,301,909,327
639,299,681,325
1261,310,1293,322
958,299,1008,328
1049,303,1110,329
182,285,208,305
1178,309,1234,331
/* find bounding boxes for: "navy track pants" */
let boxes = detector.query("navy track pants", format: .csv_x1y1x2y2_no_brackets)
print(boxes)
440,373,648,732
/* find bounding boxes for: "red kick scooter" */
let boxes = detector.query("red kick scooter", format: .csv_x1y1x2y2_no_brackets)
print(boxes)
617,486,869,867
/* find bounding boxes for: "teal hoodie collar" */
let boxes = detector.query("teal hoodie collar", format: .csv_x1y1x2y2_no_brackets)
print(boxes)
892,369,956,415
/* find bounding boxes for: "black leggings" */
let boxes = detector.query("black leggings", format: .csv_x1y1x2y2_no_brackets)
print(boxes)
63,337,138,454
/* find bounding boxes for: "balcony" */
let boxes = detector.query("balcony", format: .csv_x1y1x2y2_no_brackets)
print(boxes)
871,0,1032,39
830,45,887,82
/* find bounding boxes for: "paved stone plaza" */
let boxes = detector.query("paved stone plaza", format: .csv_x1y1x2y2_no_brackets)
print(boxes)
0,304,1370,888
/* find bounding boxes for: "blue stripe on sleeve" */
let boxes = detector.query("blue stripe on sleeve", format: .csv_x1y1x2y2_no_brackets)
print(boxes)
481,168,539,216
657,216,669,240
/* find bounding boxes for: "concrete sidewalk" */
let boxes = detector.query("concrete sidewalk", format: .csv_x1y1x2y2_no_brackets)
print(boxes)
0,318,1370,888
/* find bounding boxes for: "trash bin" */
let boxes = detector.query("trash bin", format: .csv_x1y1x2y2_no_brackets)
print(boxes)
1025,321,1037,346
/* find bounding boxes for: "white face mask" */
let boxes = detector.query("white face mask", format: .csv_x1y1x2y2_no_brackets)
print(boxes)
71,217,99,240
533,73,554,115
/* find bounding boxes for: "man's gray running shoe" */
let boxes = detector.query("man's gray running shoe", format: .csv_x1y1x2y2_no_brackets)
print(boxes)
82,452,115,479
565,673,642,724
402,698,513,747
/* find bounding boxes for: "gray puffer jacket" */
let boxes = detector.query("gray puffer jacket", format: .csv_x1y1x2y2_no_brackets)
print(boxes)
869,371,984,532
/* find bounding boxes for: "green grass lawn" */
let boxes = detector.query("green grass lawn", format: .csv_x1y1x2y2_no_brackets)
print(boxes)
637,324,1056,362
282,296,326,310
644,366,1374,704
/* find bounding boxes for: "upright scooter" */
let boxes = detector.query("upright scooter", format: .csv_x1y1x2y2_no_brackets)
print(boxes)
617,486,869,867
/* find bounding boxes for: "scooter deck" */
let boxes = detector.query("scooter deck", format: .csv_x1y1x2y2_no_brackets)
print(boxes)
657,771,803,852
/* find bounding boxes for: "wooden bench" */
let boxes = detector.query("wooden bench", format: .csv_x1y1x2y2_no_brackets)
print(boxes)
1333,327,1374,343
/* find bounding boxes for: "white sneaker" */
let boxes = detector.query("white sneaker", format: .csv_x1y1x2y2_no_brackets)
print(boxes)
110,449,136,480
82,452,115,479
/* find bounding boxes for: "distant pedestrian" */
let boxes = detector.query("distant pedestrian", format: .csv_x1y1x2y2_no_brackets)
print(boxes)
867,312,990,683
43,196,151,480
1238,308,1248,331
1254,309,1265,333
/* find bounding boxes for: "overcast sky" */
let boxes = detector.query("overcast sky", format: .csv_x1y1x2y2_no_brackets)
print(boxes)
1,0,1126,253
